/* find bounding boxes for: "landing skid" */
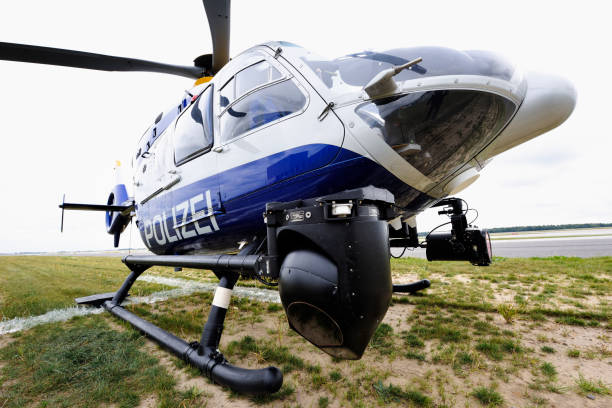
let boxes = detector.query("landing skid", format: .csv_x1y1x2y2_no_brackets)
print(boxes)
393,279,431,294
80,250,282,394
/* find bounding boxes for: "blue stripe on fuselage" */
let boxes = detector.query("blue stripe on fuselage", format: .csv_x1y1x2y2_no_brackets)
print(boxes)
137,144,435,254
217,143,342,203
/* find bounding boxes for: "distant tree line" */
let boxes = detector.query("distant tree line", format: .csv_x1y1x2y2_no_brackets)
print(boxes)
486,223,612,233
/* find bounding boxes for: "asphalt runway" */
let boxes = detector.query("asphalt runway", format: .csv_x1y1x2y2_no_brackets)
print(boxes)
394,235,612,259
490,236,612,258
7,230,612,259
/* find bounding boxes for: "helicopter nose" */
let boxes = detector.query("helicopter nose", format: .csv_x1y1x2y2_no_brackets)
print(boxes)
482,71,577,158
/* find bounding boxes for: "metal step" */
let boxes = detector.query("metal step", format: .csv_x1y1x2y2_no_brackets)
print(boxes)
75,292,126,307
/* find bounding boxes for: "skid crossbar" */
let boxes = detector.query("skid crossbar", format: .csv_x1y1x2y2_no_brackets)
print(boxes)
122,254,262,273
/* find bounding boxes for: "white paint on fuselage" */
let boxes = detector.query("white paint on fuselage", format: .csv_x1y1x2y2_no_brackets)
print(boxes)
131,42,576,251
477,71,577,161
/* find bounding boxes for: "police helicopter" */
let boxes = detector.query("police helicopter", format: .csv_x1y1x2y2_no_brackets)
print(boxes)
0,0,576,395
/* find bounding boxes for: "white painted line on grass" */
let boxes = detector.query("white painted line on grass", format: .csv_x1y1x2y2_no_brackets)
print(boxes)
138,275,281,304
0,306,105,335
0,276,280,335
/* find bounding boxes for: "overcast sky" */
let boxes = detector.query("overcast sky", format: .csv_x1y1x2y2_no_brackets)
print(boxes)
0,0,610,253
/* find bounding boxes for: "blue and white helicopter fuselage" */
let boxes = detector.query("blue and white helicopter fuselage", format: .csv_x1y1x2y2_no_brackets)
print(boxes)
129,41,575,255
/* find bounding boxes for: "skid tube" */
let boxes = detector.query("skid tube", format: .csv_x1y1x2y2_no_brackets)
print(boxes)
81,252,283,394
393,279,431,294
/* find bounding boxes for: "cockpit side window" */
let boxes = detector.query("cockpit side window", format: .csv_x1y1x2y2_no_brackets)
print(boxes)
174,85,214,165
219,60,283,109
219,79,306,143
235,60,282,98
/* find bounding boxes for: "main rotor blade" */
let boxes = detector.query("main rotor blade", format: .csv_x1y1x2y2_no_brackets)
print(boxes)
0,42,204,79
203,0,230,74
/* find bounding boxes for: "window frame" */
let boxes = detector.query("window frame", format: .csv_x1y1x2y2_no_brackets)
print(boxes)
217,59,309,145
219,59,288,112
174,84,215,167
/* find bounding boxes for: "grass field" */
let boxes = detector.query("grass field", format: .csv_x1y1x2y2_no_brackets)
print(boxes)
0,256,172,320
1,256,611,407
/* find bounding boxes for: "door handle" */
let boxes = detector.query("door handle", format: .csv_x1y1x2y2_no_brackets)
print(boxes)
213,146,224,153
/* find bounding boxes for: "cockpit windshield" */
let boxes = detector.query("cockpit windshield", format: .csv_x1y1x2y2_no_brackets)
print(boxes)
281,42,521,96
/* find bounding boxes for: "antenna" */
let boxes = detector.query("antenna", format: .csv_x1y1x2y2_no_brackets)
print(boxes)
363,57,423,98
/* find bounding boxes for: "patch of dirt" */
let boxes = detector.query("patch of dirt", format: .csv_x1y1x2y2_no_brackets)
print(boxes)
136,395,157,408
142,342,255,407
223,315,278,346
103,316,127,333
522,322,612,391
385,302,416,331
465,368,608,408
476,316,612,408
391,271,420,284
453,274,472,284
380,305,612,408
0,375,18,392
0,334,16,349
492,288,518,303
428,273,452,284
523,321,610,353
579,294,612,309
105,289,612,408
